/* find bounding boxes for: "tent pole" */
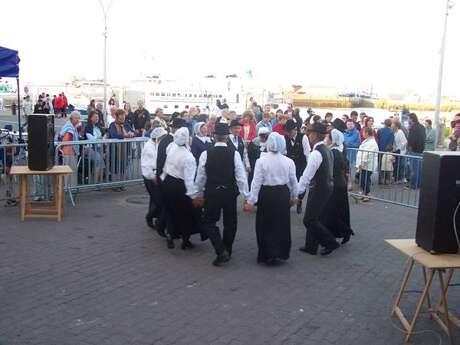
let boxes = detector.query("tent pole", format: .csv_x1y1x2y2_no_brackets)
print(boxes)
16,77,22,141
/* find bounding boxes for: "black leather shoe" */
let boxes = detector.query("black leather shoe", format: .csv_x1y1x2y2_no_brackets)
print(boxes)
167,238,174,249
181,240,195,250
212,252,230,267
299,247,317,255
146,217,155,229
320,242,340,256
341,230,355,245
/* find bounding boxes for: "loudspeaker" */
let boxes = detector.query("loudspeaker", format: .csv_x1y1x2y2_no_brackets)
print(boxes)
27,114,55,171
416,151,460,254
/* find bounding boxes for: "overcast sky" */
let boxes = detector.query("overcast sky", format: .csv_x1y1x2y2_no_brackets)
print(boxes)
2,0,459,96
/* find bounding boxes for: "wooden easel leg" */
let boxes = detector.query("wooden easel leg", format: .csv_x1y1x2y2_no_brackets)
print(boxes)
57,175,63,221
422,267,433,317
19,176,26,221
405,268,435,343
438,270,454,345
437,269,454,314
392,259,415,316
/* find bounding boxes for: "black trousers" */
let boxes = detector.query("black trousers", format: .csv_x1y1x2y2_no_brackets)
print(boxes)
202,188,237,256
143,178,162,221
303,187,338,252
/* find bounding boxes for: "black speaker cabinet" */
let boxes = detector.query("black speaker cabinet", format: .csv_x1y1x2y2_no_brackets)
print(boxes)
27,114,55,171
416,151,460,254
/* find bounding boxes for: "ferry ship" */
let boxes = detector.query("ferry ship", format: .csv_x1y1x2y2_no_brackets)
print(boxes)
123,75,247,115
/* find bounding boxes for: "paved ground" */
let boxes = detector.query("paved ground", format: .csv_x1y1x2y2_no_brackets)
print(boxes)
0,186,459,345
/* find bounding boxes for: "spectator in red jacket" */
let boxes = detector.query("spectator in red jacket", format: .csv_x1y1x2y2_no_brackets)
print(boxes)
272,114,289,136
61,92,69,118
54,94,64,118
240,110,257,144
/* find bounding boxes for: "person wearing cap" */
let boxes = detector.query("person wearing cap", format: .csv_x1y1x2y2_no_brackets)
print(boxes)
141,127,168,233
284,119,310,214
191,122,213,164
247,127,270,186
162,127,203,249
244,132,298,265
228,119,250,173
155,117,186,239
195,122,250,266
297,122,340,256
322,129,354,244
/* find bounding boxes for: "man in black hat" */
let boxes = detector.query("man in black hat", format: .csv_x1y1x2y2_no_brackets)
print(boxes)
155,117,186,238
195,122,250,266
284,119,310,214
228,119,250,173
297,122,340,256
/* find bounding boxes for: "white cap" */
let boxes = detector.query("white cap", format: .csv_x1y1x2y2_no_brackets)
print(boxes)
151,127,167,139
258,127,270,135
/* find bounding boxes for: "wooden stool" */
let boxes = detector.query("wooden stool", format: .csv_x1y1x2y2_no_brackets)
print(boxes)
10,165,73,221
386,239,460,345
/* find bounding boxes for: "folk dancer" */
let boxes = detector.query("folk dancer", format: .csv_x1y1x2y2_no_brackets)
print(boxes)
297,123,340,256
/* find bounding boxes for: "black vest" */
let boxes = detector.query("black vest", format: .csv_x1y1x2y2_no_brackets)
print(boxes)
205,146,237,194
227,136,245,161
331,148,347,191
311,143,334,193
285,133,307,172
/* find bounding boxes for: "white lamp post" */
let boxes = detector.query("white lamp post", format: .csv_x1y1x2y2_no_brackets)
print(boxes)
434,0,454,148
98,0,115,125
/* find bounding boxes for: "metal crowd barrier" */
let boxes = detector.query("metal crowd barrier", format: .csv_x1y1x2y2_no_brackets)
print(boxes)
345,148,423,208
0,137,148,205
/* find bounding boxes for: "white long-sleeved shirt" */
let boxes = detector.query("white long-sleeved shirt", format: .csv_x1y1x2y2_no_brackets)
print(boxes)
393,129,407,155
195,143,250,200
228,134,250,168
248,152,298,205
297,141,325,196
355,137,379,172
141,139,158,179
163,143,197,196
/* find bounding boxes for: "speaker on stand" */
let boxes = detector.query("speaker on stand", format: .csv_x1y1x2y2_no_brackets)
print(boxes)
27,114,55,171
416,151,460,254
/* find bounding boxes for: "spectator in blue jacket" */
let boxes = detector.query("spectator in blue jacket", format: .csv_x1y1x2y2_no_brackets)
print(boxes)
377,119,395,183
344,119,361,179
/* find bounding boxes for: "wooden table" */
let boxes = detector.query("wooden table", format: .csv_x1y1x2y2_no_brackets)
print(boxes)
386,239,460,345
10,165,73,221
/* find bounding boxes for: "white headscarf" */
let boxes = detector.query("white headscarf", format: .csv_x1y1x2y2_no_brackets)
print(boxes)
174,127,190,147
194,122,205,136
330,129,344,152
266,132,286,153
151,127,167,139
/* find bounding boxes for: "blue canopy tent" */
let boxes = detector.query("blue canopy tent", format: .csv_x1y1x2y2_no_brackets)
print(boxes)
0,46,22,139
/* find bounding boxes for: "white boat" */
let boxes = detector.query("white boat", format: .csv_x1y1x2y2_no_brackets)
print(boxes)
122,75,247,115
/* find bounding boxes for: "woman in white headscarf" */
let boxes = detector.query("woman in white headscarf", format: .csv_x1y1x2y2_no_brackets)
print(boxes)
245,132,298,265
191,121,213,164
141,127,167,232
322,129,354,244
161,127,203,249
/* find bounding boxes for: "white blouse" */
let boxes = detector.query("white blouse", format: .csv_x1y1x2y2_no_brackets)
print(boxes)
248,152,298,205
141,139,158,180
163,143,197,196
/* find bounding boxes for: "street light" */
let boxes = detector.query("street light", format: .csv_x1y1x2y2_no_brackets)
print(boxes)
434,0,454,147
98,0,115,125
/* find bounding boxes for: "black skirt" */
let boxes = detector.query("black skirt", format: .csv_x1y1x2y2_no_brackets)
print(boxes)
321,186,352,238
255,185,291,262
161,175,203,240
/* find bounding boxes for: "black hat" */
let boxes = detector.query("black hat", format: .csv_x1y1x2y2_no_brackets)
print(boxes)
284,119,297,131
170,117,185,129
308,122,328,134
229,119,242,128
332,118,346,133
214,123,230,136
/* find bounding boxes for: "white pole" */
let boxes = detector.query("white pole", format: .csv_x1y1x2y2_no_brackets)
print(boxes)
98,0,115,126
434,0,453,148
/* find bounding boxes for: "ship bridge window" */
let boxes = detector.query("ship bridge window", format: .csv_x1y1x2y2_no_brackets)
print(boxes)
167,93,171,96
164,105,168,109
155,92,160,96
172,93,176,97
189,94,192,97
219,94,222,98
185,105,189,109
175,105,179,109
161,92,165,96
194,94,197,98
177,93,181,96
